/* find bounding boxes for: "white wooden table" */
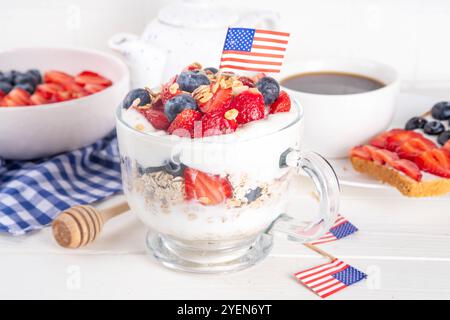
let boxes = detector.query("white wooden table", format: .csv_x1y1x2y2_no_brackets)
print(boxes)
1,89,449,300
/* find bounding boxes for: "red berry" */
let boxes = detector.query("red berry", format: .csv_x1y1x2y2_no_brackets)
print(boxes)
202,109,238,137
44,71,75,85
444,140,450,152
392,159,422,181
415,149,450,178
229,89,265,124
36,83,63,100
84,83,108,94
384,130,424,151
161,76,182,104
55,91,73,102
269,90,291,114
4,88,32,106
198,87,232,114
395,137,436,161
370,129,405,149
238,76,255,88
74,71,112,87
184,168,233,205
30,92,50,105
168,109,203,138
140,108,170,130
350,146,372,161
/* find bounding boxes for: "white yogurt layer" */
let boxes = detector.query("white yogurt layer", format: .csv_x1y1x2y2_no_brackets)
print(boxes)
119,106,301,180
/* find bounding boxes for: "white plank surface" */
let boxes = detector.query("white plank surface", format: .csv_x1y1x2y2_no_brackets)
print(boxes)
1,89,450,300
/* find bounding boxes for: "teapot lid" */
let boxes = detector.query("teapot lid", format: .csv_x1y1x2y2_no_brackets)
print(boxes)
158,0,239,28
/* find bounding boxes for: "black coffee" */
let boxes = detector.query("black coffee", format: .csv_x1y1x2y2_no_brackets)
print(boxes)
281,72,385,95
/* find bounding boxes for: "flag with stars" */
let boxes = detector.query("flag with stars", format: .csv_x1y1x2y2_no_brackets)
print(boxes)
219,27,290,73
294,259,367,298
309,214,358,246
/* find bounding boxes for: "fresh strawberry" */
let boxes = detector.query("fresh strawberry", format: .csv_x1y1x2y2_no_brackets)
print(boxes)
373,149,399,166
392,159,422,181
370,129,405,148
238,76,255,88
62,81,86,94
198,87,232,113
161,76,182,104
168,109,203,138
5,88,32,106
395,137,436,161
229,89,265,124
30,91,50,105
350,146,372,161
415,149,450,178
184,168,233,205
385,129,423,151
202,108,238,137
141,108,170,130
75,71,112,87
44,71,75,84
55,91,73,102
36,83,63,100
184,62,202,72
269,90,291,114
151,95,164,112
83,83,107,94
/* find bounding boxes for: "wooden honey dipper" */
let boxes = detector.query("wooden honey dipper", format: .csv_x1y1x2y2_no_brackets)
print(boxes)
52,201,129,249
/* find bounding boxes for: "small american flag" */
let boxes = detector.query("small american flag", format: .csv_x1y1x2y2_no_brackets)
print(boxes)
294,259,367,298
219,27,290,73
309,214,358,245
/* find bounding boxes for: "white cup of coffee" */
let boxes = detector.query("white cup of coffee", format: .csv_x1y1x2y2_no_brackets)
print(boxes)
278,59,400,159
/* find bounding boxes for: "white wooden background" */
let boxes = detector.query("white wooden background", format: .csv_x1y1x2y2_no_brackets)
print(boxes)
1,92,450,300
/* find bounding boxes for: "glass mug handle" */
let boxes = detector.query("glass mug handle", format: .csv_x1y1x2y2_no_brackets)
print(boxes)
268,149,340,243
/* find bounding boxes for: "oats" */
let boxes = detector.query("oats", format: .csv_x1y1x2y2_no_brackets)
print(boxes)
169,82,180,94
193,85,213,104
134,124,145,132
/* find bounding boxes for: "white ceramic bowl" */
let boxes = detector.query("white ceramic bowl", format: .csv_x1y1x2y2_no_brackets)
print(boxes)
0,47,130,160
279,59,399,159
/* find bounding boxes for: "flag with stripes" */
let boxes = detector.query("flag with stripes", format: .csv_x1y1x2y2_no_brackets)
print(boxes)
309,214,358,245
219,27,290,73
294,259,367,298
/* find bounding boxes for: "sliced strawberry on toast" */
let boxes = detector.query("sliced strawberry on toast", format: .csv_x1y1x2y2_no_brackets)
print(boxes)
384,130,423,151
350,146,372,161
392,159,423,181
395,137,437,161
416,149,450,178
184,168,233,205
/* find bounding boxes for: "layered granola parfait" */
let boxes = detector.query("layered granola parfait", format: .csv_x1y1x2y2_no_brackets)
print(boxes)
116,63,340,273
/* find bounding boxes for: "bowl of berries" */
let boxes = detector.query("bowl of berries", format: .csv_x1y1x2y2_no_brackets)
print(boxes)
0,47,130,160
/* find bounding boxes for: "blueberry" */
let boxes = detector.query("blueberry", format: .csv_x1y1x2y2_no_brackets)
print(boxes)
245,187,262,203
204,67,218,75
164,93,197,122
0,81,13,95
256,76,280,105
424,120,445,135
122,88,151,109
431,101,450,120
15,83,35,94
438,130,450,146
2,70,17,84
26,69,42,85
14,73,36,86
176,71,210,93
405,117,427,130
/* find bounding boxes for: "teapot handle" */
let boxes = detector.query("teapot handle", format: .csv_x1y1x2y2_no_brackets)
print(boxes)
236,10,281,30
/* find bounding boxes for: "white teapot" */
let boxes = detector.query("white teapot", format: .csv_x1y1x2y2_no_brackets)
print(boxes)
109,0,280,89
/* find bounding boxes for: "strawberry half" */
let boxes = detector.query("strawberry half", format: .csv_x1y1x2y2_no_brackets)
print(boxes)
384,129,423,151
168,109,203,138
370,129,407,149
4,88,32,106
140,108,170,130
392,159,422,181
269,90,291,114
161,76,182,104
415,149,450,178
184,168,233,205
198,87,232,114
230,89,265,124
372,149,399,166
395,137,437,161
75,71,112,87
36,83,64,100
443,140,450,152
30,91,50,105
44,71,75,85
202,108,238,137
350,146,372,161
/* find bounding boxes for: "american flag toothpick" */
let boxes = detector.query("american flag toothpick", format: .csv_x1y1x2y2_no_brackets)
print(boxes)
294,259,367,299
219,27,290,73
309,214,358,245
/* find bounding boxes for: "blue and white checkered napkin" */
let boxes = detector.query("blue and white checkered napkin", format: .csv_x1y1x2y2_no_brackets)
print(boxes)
0,133,122,235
